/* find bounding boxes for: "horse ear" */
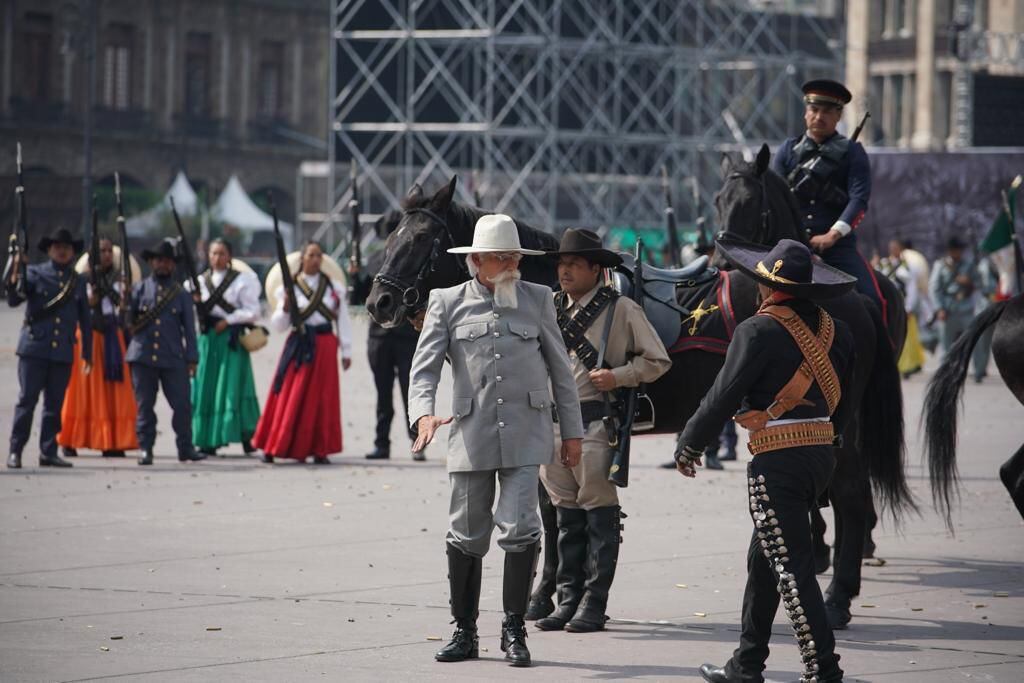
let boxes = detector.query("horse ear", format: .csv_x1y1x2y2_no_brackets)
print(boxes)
720,153,734,178
755,143,771,176
431,175,458,209
406,183,424,202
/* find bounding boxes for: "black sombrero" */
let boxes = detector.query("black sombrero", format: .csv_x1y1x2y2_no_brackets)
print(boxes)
716,237,855,300
802,79,852,108
548,228,623,267
141,237,180,261
38,227,84,253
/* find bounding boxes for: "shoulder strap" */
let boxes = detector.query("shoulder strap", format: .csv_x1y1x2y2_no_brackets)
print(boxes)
556,287,618,371
200,269,238,315
734,305,841,431
295,275,337,322
26,270,79,324
130,282,183,335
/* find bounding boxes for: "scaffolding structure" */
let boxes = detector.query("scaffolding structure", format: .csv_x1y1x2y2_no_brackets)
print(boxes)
309,0,844,255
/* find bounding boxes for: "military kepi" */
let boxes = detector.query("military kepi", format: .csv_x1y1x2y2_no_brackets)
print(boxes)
716,237,856,300
802,79,852,108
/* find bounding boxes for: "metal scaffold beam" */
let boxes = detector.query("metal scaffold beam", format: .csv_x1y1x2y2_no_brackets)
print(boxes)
311,0,844,257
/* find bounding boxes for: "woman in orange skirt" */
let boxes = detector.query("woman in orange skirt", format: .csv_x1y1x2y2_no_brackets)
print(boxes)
58,239,138,457
253,242,352,464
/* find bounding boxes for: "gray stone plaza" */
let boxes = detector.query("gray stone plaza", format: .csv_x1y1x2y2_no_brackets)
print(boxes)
1,309,1021,682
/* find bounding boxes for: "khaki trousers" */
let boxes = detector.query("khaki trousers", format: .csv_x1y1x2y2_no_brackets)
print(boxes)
541,420,619,510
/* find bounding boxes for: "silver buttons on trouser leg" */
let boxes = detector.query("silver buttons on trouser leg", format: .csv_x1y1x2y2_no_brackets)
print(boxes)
747,466,820,683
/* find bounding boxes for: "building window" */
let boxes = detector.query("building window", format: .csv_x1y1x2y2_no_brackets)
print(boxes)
21,12,53,103
103,23,133,110
184,32,212,116
258,40,285,118
884,0,915,36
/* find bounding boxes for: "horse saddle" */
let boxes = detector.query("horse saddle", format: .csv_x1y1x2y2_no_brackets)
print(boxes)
612,254,719,350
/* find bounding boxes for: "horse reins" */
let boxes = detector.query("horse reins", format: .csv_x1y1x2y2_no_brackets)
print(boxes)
372,207,467,310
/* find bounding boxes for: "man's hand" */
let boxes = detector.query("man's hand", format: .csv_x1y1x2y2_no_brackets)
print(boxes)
936,309,947,322
188,363,197,378
342,357,352,371
413,415,453,453
410,310,426,332
675,445,703,478
192,292,203,304
809,229,841,253
560,438,582,468
588,369,616,392
82,360,92,376
214,319,229,334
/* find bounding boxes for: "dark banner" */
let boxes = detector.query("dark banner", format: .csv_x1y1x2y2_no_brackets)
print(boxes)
856,150,1022,261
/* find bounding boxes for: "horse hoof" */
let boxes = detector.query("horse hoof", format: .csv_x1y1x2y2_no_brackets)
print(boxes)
826,604,851,630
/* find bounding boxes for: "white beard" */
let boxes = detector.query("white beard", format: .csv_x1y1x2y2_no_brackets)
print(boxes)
489,269,522,309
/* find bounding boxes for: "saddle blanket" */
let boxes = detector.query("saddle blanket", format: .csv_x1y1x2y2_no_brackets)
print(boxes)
668,271,738,355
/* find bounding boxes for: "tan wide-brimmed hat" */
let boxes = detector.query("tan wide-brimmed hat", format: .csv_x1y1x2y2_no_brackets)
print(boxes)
447,213,545,255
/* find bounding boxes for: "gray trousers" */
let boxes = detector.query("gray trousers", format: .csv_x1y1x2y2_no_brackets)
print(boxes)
447,465,542,557
130,363,193,454
939,311,990,380
10,357,72,458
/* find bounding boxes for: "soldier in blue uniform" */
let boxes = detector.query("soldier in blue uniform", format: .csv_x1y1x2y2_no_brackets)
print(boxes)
772,79,887,321
6,228,93,469
127,238,204,465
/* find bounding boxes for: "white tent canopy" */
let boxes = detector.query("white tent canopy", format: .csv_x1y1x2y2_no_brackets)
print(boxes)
210,175,293,241
125,171,199,236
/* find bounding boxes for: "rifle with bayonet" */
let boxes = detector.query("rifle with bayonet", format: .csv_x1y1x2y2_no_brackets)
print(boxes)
169,196,205,331
660,166,682,267
346,159,370,306
269,192,303,334
608,240,647,488
115,172,133,328
89,195,101,314
4,142,29,298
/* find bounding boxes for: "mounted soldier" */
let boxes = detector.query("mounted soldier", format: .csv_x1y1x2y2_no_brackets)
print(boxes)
772,79,886,321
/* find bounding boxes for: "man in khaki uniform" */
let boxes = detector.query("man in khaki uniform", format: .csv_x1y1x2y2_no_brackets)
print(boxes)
537,229,671,633
409,214,584,667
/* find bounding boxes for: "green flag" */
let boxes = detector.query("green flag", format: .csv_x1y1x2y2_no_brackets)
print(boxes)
980,175,1018,253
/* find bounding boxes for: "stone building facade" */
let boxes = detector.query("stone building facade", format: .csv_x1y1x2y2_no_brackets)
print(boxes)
0,0,328,233
846,0,1024,149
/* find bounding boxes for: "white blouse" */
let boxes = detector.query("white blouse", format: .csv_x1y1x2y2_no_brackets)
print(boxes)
187,268,262,325
270,272,353,359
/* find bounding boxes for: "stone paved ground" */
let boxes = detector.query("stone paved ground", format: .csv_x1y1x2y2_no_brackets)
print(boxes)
1,307,1022,682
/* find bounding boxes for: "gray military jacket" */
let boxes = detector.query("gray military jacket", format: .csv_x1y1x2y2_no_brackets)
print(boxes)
409,278,584,472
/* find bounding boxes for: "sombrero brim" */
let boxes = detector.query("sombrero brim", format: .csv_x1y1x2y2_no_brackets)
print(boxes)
547,248,623,267
447,246,546,256
716,237,856,300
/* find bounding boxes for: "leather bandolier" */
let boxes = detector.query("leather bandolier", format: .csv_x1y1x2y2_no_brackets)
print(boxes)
129,281,182,335
199,268,239,319
26,270,79,325
734,304,842,455
295,275,338,322
555,286,619,427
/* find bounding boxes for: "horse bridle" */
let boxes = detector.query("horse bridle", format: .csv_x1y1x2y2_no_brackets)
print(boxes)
716,169,773,246
372,206,467,310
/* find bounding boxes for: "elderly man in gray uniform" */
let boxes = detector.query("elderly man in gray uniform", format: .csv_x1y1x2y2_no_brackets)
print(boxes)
409,214,584,668
128,238,203,466
6,228,93,469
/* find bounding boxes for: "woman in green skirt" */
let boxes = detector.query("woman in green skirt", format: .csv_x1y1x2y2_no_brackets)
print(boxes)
189,239,263,456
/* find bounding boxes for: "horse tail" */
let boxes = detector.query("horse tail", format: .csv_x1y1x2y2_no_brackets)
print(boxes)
858,297,915,524
923,300,1009,530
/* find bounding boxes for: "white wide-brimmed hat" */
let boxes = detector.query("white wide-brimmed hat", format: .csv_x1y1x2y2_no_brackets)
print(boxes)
447,213,545,255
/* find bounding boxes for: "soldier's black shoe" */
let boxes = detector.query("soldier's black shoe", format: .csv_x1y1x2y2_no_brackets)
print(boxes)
500,614,531,667
698,663,732,683
138,450,154,466
178,449,207,462
62,447,78,458
525,595,554,622
40,453,73,467
313,456,331,465
365,447,390,460
261,454,274,464
826,602,851,630
434,618,478,662
102,450,126,457
242,439,257,455
704,452,724,470
7,453,22,469
198,448,217,457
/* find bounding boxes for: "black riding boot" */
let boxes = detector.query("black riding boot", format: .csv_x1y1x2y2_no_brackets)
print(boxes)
566,506,622,632
535,507,588,631
526,485,558,620
435,544,482,662
501,541,539,667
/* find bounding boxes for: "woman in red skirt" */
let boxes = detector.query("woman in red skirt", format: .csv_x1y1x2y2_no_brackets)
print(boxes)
253,242,353,464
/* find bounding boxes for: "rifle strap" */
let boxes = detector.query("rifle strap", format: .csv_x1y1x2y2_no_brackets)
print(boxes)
199,268,238,316
595,294,619,446
555,286,618,372
129,282,182,335
295,274,337,322
27,271,78,324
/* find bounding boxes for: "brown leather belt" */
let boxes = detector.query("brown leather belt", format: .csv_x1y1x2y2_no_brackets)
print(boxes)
747,421,835,456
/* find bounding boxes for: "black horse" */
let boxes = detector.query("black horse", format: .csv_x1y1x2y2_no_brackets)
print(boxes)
924,293,1024,526
367,159,914,628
